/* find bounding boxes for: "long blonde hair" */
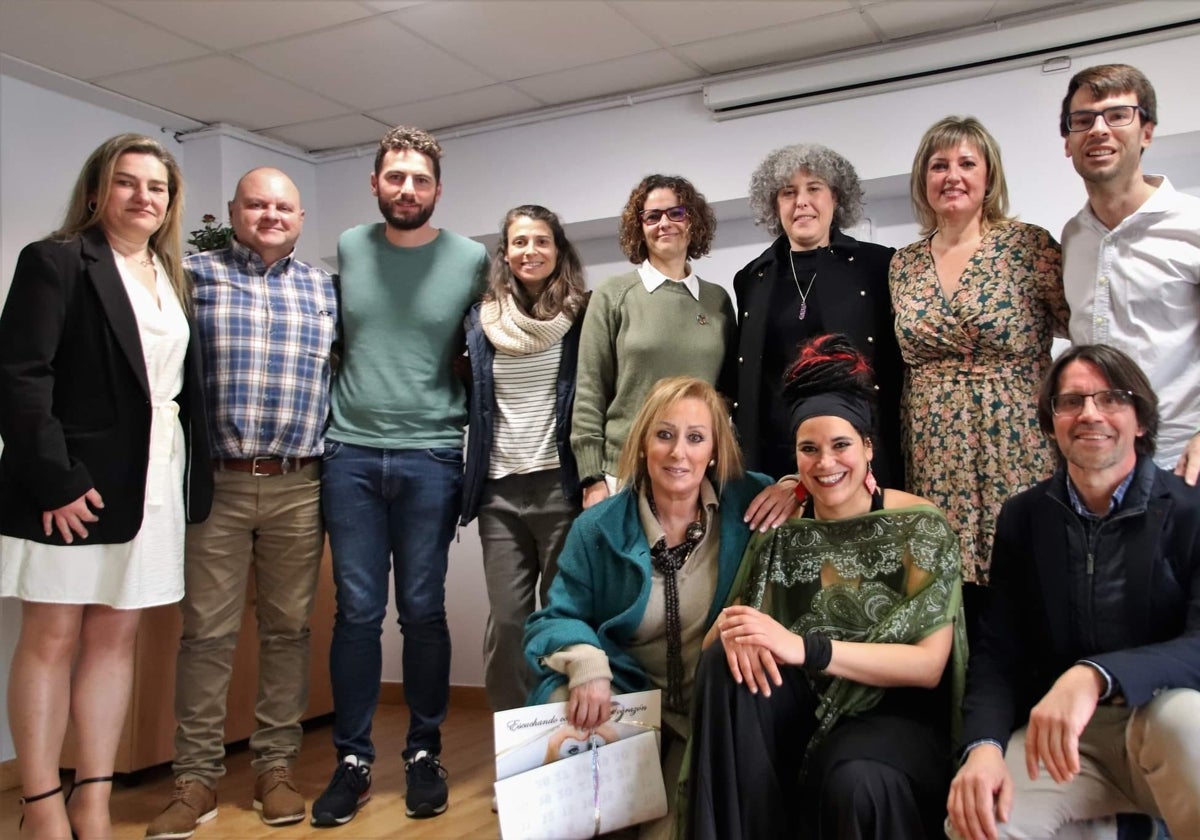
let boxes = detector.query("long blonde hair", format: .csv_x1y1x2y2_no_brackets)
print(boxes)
53,133,189,309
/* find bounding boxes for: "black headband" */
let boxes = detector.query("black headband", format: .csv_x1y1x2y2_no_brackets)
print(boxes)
788,391,873,439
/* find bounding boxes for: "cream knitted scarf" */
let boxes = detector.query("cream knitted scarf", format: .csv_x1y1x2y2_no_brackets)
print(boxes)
479,293,573,355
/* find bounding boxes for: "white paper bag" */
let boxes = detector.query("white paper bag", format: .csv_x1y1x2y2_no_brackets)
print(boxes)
495,728,667,839
493,690,668,839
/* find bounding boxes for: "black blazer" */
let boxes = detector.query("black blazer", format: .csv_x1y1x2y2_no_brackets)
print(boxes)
724,230,904,487
0,226,212,544
961,459,1200,749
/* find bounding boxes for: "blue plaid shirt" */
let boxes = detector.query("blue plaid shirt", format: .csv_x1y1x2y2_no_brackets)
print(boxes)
186,240,338,459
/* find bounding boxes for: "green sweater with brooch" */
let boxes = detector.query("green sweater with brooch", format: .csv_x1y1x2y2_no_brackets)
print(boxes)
570,270,735,479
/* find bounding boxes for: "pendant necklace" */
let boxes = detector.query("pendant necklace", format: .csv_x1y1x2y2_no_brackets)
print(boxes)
789,252,817,320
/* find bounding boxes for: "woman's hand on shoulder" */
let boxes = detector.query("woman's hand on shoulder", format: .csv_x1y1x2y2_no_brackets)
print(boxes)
567,677,613,731
582,481,610,510
42,488,104,544
743,478,800,532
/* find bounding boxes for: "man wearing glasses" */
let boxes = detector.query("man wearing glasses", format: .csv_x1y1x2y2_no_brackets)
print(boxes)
1059,63,1200,486
946,344,1200,840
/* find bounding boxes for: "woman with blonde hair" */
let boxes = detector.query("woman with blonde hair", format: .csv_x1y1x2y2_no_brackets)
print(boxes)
0,134,212,838
526,375,774,838
890,116,1067,586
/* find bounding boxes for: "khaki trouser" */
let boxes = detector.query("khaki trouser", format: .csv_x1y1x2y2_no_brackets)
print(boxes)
949,688,1200,839
172,462,324,783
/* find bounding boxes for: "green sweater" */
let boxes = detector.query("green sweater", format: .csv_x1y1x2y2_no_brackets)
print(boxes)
330,224,487,448
571,270,735,478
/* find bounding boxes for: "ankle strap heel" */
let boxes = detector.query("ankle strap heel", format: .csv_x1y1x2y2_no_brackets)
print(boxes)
18,785,64,829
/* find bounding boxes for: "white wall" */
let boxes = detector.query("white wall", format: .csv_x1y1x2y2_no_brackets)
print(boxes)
3,28,1200,762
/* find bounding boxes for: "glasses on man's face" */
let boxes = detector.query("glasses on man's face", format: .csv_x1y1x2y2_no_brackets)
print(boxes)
640,205,688,225
1063,104,1148,133
1050,389,1136,416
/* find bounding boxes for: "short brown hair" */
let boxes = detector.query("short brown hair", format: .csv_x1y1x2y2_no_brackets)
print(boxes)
616,376,744,495
375,125,442,181
617,174,716,265
1060,64,1157,137
1037,344,1158,457
909,116,1012,237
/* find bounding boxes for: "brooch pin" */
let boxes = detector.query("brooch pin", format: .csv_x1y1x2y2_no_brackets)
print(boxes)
697,314,708,325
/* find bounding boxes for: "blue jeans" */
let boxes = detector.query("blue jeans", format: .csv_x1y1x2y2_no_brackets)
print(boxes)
322,440,462,762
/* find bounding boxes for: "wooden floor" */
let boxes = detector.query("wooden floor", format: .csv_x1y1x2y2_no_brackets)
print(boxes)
1,705,501,839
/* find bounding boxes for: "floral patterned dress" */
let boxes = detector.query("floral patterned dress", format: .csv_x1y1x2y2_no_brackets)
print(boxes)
890,222,1067,584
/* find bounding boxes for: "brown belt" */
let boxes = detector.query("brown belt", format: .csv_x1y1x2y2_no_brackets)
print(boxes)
214,456,319,476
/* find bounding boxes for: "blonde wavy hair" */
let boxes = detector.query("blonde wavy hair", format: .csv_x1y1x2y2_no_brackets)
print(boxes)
616,376,744,496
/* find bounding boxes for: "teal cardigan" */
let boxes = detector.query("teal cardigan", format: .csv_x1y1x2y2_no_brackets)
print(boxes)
524,472,772,705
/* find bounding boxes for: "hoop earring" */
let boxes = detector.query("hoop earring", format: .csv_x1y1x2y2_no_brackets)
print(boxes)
87,200,97,213
864,464,878,495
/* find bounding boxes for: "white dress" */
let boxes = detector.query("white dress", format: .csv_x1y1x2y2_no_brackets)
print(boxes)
0,253,189,608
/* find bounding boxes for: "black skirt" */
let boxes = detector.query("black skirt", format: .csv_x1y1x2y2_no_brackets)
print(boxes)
686,641,950,840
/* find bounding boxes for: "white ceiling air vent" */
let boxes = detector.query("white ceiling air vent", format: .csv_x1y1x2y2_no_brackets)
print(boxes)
703,0,1200,120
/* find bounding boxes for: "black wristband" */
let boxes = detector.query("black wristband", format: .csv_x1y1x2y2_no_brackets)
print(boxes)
579,473,606,489
803,631,832,673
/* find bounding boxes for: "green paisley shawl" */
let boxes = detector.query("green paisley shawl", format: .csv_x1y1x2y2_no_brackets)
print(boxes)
733,504,967,765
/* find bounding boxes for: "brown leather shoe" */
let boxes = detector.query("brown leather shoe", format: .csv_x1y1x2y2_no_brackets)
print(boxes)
253,766,305,826
145,778,217,840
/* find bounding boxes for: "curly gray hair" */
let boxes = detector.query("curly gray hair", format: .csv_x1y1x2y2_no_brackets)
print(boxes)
747,143,864,237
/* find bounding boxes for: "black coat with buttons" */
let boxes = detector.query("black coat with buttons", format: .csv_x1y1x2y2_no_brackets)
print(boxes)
723,229,904,487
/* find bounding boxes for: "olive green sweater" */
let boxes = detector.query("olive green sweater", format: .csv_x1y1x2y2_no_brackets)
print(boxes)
571,270,734,479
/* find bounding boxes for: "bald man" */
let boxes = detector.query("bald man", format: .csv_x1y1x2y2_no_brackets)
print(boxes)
147,169,339,840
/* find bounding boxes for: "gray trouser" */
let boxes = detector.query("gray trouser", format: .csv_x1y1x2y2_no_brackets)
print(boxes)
478,468,577,711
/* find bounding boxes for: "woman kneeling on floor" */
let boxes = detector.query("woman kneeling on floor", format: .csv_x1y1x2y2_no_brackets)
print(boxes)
684,333,966,840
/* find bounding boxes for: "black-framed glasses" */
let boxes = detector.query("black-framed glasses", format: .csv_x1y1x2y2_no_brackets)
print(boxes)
1063,104,1148,133
1050,390,1136,416
640,205,688,225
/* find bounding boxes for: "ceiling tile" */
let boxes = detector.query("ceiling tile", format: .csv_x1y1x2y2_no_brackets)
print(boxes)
96,55,350,130
235,17,493,110
612,0,850,47
0,0,208,80
512,50,700,105
861,0,994,40
393,0,658,80
106,0,373,51
260,114,393,151
677,8,878,74
368,85,543,131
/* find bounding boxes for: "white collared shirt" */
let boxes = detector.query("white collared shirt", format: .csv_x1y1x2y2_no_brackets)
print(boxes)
1062,175,1200,468
638,259,701,301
